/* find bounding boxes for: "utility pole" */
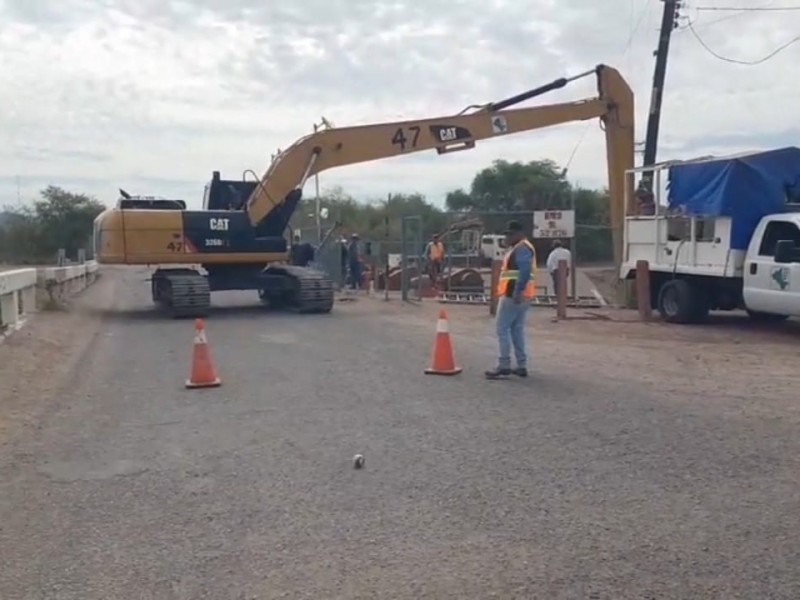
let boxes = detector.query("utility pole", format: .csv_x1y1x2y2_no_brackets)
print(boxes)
641,0,682,190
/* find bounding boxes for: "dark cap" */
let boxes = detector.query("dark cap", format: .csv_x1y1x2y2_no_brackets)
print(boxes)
504,220,524,234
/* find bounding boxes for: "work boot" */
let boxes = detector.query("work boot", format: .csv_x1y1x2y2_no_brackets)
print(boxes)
484,367,512,380
513,367,528,378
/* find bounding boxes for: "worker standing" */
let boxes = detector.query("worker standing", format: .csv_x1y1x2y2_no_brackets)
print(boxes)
485,220,536,380
425,234,445,285
339,237,349,287
290,234,315,267
348,233,361,290
545,239,572,298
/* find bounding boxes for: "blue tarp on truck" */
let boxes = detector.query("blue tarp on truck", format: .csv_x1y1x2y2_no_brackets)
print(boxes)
666,146,800,250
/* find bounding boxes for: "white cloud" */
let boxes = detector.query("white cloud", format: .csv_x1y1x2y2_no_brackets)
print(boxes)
1,0,799,209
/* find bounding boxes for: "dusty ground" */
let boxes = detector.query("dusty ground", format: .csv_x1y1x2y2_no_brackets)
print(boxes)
0,271,115,443
1,267,800,599
582,265,621,305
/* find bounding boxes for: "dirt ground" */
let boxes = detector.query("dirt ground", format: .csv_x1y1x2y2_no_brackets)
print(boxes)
0,272,116,445
337,288,800,421
3,277,799,448
450,301,799,408
583,266,621,304
3,271,800,598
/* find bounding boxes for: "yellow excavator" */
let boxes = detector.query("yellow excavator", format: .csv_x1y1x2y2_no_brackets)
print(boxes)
92,64,634,317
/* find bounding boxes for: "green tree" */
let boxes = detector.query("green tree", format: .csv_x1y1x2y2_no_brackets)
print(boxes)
0,186,105,263
293,188,447,244
445,159,571,212
0,210,39,262
443,159,613,262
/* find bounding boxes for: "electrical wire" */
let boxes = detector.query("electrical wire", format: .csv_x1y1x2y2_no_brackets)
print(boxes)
563,0,653,174
680,0,777,31
621,0,655,55
695,5,800,10
688,20,800,64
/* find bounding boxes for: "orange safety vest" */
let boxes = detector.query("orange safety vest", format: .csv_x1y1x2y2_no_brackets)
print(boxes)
496,239,536,299
428,241,444,261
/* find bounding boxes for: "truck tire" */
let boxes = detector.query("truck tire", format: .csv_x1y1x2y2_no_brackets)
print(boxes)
746,310,789,323
657,279,706,324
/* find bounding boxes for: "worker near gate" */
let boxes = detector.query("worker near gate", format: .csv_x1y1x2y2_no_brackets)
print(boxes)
425,234,445,284
546,239,572,298
485,220,536,379
339,236,349,287
348,233,362,290
290,234,316,267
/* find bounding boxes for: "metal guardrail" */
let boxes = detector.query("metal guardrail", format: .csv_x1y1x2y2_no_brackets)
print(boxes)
0,268,37,334
0,260,100,339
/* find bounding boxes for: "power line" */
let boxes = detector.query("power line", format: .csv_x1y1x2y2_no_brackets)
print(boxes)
622,0,656,54
679,1,778,31
688,20,800,64
563,0,653,173
695,5,800,10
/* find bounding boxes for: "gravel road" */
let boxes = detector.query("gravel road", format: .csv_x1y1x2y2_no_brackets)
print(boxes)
1,267,800,599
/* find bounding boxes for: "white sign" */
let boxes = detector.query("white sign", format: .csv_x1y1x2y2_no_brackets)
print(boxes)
532,210,575,238
490,115,508,135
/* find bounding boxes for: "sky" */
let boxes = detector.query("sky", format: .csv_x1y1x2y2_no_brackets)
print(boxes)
1,0,800,209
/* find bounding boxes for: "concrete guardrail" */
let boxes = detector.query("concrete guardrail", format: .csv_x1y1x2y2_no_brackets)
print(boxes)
0,260,99,339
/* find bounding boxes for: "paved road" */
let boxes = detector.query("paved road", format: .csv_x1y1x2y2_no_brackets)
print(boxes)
2,268,800,598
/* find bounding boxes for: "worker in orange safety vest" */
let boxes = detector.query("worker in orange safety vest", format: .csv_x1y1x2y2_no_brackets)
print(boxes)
485,220,536,379
425,234,445,284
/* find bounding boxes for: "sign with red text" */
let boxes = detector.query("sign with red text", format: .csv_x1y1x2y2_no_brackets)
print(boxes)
532,210,575,238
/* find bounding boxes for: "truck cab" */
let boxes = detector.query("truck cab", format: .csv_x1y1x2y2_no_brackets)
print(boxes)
742,213,800,318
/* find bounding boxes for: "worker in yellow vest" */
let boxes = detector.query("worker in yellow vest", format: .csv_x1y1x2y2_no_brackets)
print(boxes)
425,234,445,284
485,220,536,379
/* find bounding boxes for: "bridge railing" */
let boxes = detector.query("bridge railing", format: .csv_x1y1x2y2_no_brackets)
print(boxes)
0,260,100,340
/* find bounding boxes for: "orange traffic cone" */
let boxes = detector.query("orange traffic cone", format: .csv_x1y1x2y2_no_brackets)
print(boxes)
186,318,222,388
424,309,462,376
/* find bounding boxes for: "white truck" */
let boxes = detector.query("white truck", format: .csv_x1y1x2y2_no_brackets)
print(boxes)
620,147,800,324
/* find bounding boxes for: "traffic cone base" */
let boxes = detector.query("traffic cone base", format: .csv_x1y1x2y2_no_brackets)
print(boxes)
185,377,222,389
424,309,462,376
186,318,222,389
424,365,462,376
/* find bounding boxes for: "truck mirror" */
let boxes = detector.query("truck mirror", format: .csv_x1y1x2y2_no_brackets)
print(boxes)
774,240,795,263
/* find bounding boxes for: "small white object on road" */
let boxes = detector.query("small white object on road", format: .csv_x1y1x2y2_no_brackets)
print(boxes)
353,454,365,469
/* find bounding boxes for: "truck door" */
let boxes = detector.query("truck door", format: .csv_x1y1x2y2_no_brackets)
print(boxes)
743,219,800,316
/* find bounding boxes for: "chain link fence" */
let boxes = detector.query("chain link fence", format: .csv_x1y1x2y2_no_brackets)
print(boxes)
290,210,615,300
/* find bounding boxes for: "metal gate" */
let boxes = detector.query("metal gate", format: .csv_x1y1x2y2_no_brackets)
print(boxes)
400,215,423,301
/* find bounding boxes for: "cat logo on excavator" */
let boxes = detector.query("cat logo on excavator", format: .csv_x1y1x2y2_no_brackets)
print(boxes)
209,218,229,231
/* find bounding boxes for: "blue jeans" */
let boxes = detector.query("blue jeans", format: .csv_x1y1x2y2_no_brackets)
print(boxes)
349,262,361,289
496,296,530,369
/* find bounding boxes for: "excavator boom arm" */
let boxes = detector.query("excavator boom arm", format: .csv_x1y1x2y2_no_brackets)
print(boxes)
246,64,634,262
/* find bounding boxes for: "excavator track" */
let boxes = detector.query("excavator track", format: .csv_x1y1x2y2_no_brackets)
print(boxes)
267,265,334,313
153,269,210,318
168,273,211,318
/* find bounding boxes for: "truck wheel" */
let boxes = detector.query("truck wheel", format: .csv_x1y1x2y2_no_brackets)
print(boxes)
657,279,696,324
746,310,788,323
